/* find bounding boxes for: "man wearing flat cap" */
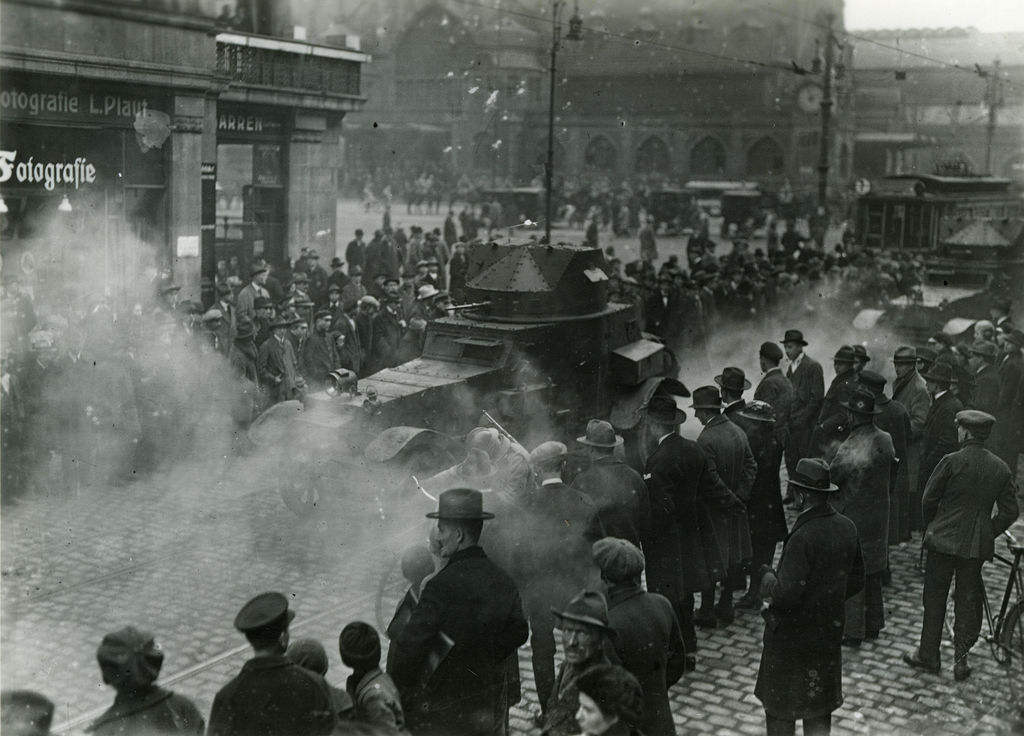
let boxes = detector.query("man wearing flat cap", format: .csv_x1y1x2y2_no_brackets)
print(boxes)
829,389,897,647
541,590,616,736
88,626,204,735
209,592,334,736
781,329,824,484
755,458,864,736
905,411,1019,681
392,488,529,736
572,419,651,549
754,339,793,455
521,440,603,703
812,345,860,455
918,362,964,513
300,309,341,392
593,538,686,736
891,346,931,536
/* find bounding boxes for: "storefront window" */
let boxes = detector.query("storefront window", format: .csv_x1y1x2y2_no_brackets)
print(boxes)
215,142,285,278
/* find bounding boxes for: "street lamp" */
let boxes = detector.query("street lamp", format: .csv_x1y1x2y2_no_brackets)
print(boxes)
544,0,582,245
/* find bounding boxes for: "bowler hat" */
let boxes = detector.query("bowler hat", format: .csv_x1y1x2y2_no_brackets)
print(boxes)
234,591,295,633
858,370,887,393
690,385,722,410
921,361,953,386
592,538,645,581
577,419,624,448
781,329,808,346
714,366,751,392
759,341,784,362
330,257,344,269
788,457,839,492
852,344,870,364
955,409,996,438
969,340,998,359
645,395,686,425
892,346,918,364
426,487,494,520
833,345,856,363
552,590,616,635
841,388,882,415
738,399,776,424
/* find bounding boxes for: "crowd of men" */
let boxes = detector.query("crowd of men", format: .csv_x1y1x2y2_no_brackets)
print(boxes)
3,201,1024,735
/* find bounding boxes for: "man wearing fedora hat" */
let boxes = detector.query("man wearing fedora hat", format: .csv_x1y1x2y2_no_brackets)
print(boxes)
918,361,964,508
781,329,824,482
812,345,860,455
891,346,931,535
692,385,756,628
829,388,897,647
327,256,350,294
541,590,616,736
572,419,651,549
391,488,528,736
859,371,911,553
257,315,303,405
227,318,262,431
644,273,683,356
905,411,1018,681
210,592,335,736
755,458,864,736
640,394,721,658
716,366,751,423
991,328,1023,467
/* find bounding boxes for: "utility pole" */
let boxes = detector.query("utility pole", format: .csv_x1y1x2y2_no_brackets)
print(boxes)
816,12,836,215
984,59,1003,175
543,1,581,245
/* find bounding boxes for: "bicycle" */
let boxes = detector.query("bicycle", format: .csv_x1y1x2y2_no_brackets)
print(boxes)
981,530,1024,668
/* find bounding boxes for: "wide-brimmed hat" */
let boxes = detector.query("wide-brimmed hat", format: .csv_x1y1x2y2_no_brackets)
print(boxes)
690,385,722,410
841,388,882,415
921,361,954,386
738,399,776,423
425,487,494,520
577,419,624,448
781,329,808,346
645,395,686,425
892,346,918,364
788,457,838,492
714,366,751,392
552,590,616,635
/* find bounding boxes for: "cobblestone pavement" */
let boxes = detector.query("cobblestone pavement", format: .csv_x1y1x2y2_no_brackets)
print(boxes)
2,457,1022,735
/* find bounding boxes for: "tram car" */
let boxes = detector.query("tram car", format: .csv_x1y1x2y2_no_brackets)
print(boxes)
855,173,1024,289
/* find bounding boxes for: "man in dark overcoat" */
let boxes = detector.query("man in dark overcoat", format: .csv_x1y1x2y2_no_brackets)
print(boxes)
829,389,897,646
391,488,529,736
891,346,931,535
991,329,1023,468
571,419,651,549
967,340,1000,414
640,395,724,660
300,310,341,392
918,362,963,502
858,371,910,553
782,329,824,484
209,592,335,736
334,302,363,376
593,538,686,736
813,345,860,456
754,341,793,449
904,411,1019,681
692,385,756,627
643,273,683,355
257,316,303,404
754,458,864,736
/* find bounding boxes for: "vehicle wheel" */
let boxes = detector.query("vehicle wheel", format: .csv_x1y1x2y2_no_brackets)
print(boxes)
998,599,1024,669
279,475,323,518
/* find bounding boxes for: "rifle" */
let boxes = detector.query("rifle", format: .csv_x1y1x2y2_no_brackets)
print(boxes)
480,409,519,447
447,301,492,312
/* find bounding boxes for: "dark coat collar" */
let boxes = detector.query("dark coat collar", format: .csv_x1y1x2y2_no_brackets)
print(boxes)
788,502,836,538
87,686,174,730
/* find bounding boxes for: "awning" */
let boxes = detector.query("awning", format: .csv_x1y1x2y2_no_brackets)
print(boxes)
942,219,1023,248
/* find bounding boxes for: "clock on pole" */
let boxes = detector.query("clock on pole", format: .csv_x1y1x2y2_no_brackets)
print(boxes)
796,83,823,113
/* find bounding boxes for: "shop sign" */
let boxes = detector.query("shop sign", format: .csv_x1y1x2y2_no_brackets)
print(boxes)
0,150,97,190
217,113,283,134
0,78,169,125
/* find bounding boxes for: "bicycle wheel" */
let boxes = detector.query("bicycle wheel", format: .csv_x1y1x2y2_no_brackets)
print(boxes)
998,598,1024,669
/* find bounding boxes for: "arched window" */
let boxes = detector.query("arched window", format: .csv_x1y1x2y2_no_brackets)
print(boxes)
690,136,726,176
584,135,617,172
747,136,785,177
471,132,495,171
636,136,670,174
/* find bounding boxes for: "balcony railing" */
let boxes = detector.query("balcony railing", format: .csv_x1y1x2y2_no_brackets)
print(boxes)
216,32,367,98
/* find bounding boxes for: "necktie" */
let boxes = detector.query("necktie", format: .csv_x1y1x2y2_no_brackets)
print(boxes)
787,365,794,379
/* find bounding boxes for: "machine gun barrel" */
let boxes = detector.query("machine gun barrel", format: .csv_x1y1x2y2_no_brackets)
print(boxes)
481,410,519,447
447,301,492,311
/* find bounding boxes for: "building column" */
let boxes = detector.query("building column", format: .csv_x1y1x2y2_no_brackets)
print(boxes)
288,112,341,262
618,124,635,179
170,93,206,301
